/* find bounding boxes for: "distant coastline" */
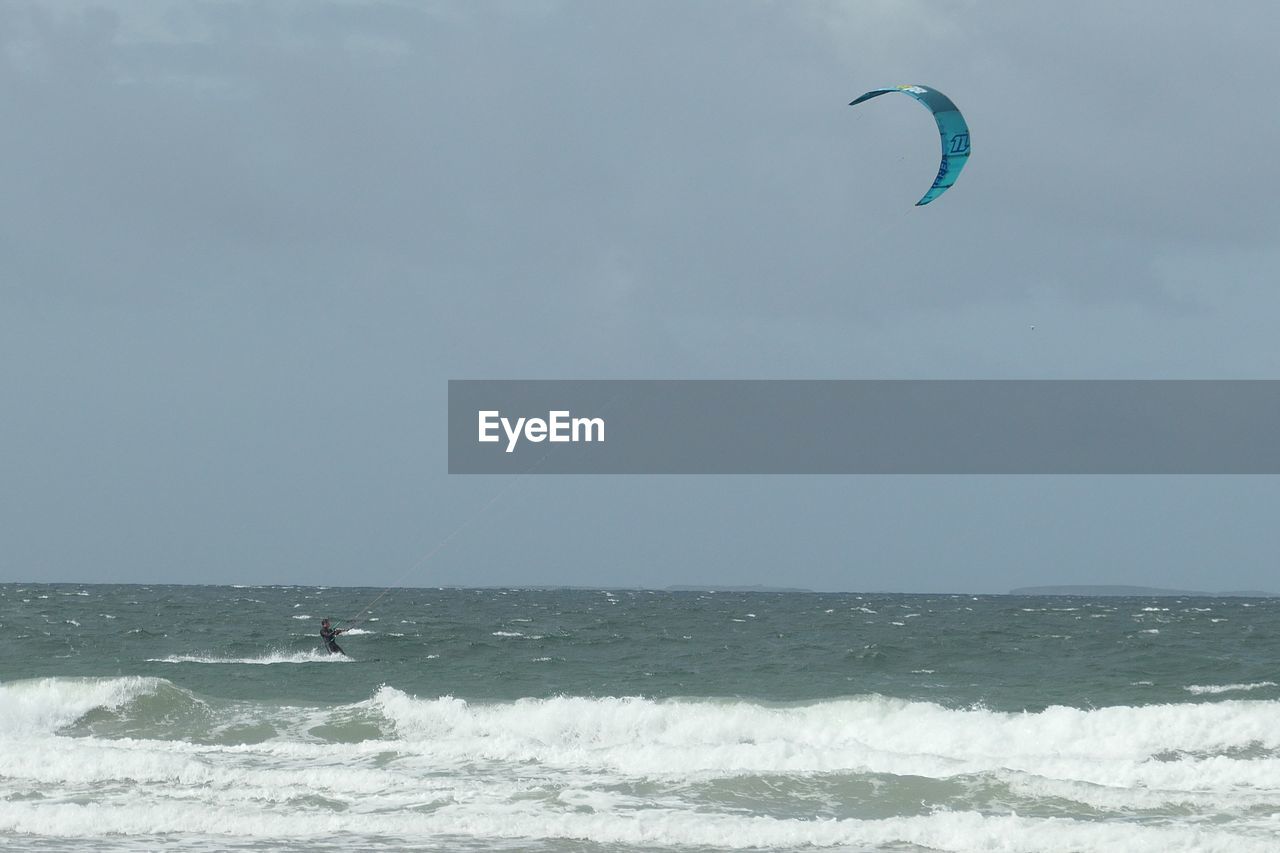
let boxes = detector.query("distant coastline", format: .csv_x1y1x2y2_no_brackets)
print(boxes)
1009,584,1277,598
4,580,1274,597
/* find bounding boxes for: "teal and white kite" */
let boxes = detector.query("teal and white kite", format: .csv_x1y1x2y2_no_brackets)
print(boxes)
849,85,970,206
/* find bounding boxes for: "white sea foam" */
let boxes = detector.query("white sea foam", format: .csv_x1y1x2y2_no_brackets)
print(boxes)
0,797,1275,851
1185,681,1277,695
145,651,349,665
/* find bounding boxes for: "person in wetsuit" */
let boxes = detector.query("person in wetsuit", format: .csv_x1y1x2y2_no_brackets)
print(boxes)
320,619,347,655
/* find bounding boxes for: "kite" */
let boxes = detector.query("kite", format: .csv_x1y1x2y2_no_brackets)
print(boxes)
849,85,970,206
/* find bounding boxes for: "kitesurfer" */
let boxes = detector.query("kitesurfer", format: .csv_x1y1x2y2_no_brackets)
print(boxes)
320,619,347,655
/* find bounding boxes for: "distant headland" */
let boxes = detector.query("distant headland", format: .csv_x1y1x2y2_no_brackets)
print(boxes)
1009,585,1277,598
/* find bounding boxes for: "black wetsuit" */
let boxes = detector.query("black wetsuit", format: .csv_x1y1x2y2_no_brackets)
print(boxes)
320,625,344,655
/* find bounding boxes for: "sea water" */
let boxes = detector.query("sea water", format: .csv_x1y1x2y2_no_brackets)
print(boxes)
2,584,1279,851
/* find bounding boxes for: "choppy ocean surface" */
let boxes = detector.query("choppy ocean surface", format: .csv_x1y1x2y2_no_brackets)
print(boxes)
3,584,1279,852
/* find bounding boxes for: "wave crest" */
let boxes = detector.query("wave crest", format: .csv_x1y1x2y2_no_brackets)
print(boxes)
367,688,1280,783
0,676,170,737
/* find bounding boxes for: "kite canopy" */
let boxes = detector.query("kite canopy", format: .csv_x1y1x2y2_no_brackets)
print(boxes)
849,85,970,206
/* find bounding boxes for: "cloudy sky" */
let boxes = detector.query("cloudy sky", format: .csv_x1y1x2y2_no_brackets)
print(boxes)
3,1,1279,592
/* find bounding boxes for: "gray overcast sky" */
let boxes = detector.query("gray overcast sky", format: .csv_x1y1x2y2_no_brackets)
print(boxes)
3,1,1279,592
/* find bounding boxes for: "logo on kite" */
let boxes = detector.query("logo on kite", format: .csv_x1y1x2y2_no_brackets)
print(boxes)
849,84,971,206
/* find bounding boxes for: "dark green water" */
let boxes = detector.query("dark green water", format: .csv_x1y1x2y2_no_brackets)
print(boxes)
6,584,1278,708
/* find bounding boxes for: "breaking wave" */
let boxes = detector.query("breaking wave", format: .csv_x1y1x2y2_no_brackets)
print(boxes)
3,678,1279,851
